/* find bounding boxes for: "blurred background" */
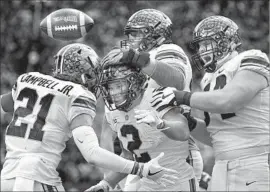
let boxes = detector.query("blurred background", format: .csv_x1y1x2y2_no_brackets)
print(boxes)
0,0,269,191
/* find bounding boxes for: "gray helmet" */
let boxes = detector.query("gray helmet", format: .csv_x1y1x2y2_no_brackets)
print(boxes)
190,16,241,73
53,43,100,94
120,9,173,52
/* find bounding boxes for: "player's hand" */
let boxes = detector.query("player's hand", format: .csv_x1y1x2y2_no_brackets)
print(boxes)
173,90,192,106
119,48,150,68
141,152,178,187
135,109,168,131
84,180,112,192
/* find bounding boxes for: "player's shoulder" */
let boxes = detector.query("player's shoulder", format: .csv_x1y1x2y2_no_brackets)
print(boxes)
16,72,41,81
236,49,269,82
14,72,44,91
71,85,96,105
150,43,187,64
155,43,187,57
239,49,268,59
150,87,177,112
157,43,185,52
238,49,269,67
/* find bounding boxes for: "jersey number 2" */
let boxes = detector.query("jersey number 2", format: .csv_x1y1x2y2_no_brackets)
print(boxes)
6,87,55,141
121,125,151,163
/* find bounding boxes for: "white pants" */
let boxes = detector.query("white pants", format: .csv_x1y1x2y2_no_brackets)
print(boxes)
208,153,269,191
1,177,65,191
122,175,199,191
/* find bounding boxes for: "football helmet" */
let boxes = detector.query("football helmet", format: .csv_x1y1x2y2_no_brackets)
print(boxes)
190,16,241,73
99,48,148,111
120,9,172,52
53,43,100,94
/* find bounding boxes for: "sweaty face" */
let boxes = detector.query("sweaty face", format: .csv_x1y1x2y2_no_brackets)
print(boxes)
198,39,218,67
107,79,129,107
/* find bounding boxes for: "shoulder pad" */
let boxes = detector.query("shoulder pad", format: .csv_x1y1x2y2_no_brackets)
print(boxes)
12,73,29,95
239,49,270,83
150,87,177,113
155,44,188,65
240,49,269,67
72,95,96,112
68,88,97,122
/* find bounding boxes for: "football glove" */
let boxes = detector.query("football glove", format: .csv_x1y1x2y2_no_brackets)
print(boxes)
135,109,168,131
84,180,112,192
119,48,150,68
137,152,178,187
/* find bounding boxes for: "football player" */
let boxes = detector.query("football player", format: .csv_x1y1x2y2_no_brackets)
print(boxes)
0,43,178,191
173,16,270,191
114,8,204,186
86,48,199,191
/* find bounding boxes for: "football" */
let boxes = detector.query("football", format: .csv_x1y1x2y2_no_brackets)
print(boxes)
40,8,94,41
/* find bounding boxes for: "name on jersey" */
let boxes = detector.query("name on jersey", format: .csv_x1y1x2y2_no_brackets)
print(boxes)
20,74,74,96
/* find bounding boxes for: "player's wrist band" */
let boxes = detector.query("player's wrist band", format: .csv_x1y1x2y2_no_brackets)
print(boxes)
130,161,145,178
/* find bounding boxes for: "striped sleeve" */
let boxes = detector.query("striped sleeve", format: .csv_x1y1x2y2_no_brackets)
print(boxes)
239,52,270,83
155,44,188,65
155,44,188,77
69,93,97,122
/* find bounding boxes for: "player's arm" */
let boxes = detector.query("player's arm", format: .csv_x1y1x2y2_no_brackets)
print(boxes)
190,117,212,146
135,107,190,141
100,115,117,152
119,48,186,90
174,69,269,113
142,57,186,90
97,116,133,189
102,147,134,189
1,92,14,113
71,113,178,183
159,107,190,141
71,114,138,174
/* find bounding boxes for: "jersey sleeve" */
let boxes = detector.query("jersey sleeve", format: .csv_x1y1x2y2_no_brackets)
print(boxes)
239,49,270,84
68,88,97,122
150,87,179,118
154,44,189,78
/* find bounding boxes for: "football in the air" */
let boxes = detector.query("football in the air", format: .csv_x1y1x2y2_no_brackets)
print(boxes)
40,8,94,41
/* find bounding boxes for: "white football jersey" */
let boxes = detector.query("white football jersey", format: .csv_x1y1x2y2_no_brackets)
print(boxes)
1,72,96,186
146,43,199,152
147,43,192,92
200,50,270,156
105,87,195,190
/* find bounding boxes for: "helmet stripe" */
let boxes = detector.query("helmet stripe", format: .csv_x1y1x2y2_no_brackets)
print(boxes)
79,12,86,36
